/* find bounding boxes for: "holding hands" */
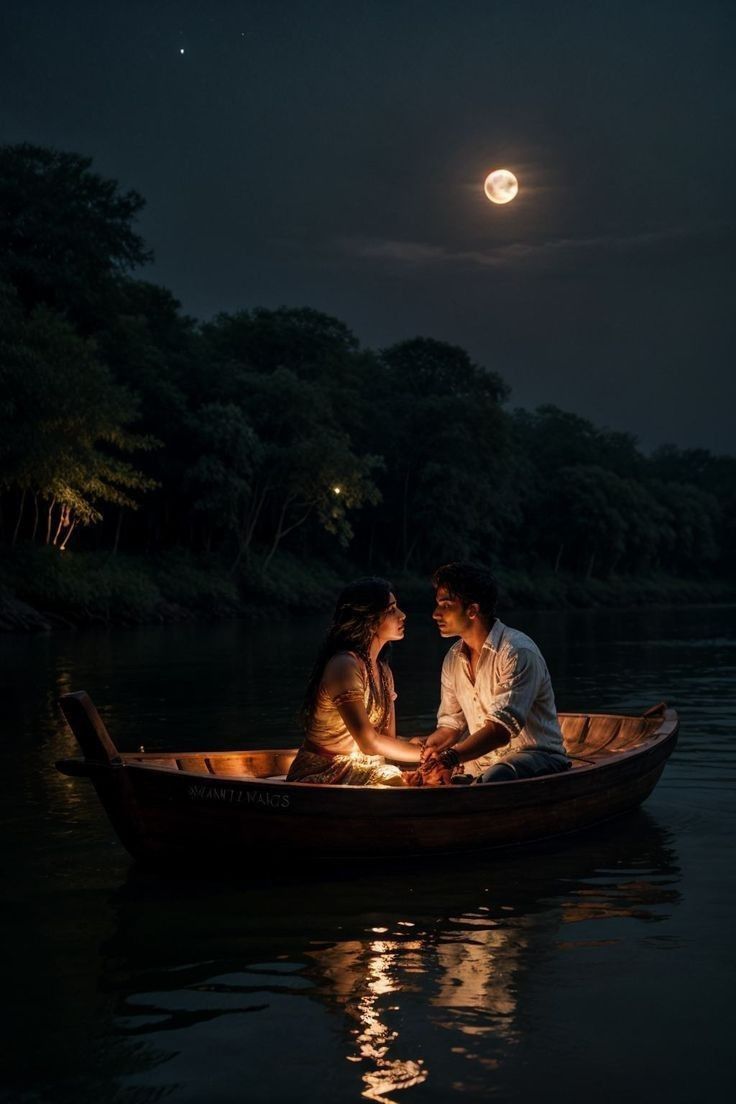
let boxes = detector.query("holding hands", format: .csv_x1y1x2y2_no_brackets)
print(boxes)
424,729,460,755
404,735,461,787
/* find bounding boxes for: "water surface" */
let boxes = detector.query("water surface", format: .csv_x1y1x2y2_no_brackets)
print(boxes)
2,606,734,1102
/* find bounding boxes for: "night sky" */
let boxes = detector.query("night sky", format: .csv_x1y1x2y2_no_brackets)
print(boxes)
2,0,734,452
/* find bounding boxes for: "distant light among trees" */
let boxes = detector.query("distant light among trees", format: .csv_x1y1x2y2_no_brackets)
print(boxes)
1,141,733,590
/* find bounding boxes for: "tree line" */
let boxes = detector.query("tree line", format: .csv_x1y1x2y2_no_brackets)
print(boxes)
1,143,734,592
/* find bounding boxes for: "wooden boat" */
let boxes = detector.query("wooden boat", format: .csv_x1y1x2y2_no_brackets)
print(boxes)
55,691,678,861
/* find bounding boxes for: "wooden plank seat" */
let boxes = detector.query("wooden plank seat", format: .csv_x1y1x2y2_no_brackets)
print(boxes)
124,749,296,782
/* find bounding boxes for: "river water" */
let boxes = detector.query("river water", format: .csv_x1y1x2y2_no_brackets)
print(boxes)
2,605,735,1103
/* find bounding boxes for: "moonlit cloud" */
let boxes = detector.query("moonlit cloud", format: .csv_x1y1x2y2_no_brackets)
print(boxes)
341,223,735,274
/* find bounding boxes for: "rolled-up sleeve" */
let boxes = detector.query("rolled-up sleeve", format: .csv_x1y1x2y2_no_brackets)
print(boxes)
486,648,540,737
437,650,466,731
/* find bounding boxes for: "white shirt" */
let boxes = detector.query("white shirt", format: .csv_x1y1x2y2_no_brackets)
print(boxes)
437,619,566,777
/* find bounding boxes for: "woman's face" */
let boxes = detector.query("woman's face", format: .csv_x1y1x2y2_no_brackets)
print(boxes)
375,592,406,643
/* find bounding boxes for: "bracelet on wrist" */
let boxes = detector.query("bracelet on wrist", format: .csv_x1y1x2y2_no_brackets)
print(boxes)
438,747,461,769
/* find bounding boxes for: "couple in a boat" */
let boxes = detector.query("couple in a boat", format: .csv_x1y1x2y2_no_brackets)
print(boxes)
287,562,571,787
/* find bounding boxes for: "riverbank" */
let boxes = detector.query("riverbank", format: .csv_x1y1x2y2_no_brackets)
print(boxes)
0,545,340,631
1,544,734,632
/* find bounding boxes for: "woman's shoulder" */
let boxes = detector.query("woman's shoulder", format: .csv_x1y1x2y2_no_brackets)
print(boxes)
322,651,366,687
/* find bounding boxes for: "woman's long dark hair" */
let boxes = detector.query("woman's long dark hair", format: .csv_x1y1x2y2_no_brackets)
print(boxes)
301,577,395,733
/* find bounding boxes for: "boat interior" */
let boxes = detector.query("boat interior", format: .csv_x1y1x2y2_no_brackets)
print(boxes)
121,712,671,783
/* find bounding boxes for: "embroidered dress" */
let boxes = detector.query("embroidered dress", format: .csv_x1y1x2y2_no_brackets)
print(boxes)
287,653,405,786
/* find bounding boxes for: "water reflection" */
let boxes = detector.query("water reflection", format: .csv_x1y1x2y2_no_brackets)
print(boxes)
7,605,733,1101
96,812,680,1102
319,937,429,1101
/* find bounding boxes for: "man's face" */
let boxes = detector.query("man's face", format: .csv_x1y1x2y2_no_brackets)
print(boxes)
432,586,474,637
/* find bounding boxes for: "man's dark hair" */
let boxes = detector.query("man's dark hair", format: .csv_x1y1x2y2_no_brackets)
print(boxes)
432,562,499,624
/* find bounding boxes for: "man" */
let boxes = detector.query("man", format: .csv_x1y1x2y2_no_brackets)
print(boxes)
422,562,570,784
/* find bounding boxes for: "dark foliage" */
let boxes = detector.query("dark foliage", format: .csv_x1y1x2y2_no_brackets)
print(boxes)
1,143,734,618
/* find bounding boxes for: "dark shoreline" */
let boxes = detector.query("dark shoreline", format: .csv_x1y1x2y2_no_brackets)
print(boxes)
2,549,734,633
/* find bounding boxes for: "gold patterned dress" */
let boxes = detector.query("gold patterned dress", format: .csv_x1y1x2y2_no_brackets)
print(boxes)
286,652,406,786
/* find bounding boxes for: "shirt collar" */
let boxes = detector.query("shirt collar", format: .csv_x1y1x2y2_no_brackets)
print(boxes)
485,618,504,653
455,619,504,658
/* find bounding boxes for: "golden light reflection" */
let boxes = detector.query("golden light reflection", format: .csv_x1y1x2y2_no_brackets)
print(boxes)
356,940,427,1103
431,922,522,1044
304,878,679,1095
307,911,528,1100
559,880,679,927
309,937,427,1103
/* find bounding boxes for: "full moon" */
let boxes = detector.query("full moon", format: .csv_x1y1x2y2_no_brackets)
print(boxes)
484,169,519,205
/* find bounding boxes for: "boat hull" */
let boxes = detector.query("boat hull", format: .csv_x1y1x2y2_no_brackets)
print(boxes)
56,691,678,862
72,731,676,862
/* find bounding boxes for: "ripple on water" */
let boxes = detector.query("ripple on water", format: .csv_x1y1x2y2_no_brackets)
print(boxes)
4,607,736,1102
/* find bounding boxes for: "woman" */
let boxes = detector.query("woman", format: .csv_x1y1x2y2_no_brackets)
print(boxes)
286,578,423,785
